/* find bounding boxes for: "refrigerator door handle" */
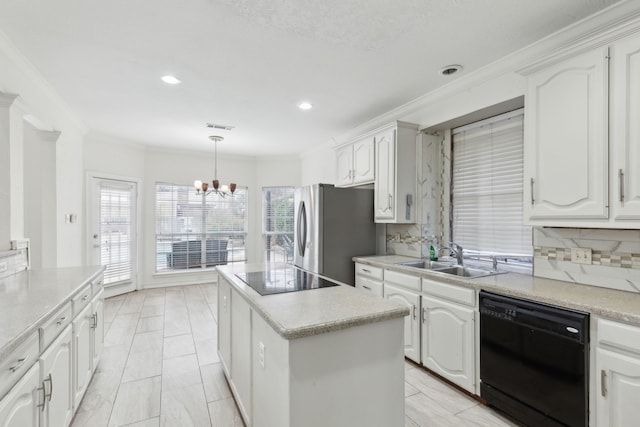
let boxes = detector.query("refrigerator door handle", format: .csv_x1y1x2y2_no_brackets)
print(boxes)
297,201,307,257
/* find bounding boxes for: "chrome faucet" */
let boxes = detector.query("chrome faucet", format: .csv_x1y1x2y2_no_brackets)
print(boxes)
449,242,464,266
436,242,464,266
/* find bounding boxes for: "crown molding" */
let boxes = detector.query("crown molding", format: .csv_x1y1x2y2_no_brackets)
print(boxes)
0,92,18,108
325,0,640,148
0,29,87,133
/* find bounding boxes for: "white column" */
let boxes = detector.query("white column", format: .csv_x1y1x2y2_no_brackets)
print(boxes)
0,92,19,251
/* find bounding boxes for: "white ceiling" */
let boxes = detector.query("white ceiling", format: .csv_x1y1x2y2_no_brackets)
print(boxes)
0,0,621,156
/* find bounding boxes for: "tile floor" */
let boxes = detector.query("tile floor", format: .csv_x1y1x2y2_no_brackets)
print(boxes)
70,283,520,427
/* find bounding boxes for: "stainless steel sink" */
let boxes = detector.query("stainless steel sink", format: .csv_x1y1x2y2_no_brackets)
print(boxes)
432,265,500,278
396,260,453,269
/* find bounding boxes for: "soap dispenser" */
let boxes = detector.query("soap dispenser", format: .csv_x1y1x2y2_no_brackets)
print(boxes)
428,236,438,261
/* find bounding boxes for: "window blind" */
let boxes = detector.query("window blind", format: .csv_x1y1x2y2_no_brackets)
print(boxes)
262,187,294,264
451,109,531,257
155,183,248,272
99,181,135,285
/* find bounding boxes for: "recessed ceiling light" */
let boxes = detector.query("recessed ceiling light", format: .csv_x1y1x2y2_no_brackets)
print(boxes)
439,65,463,76
161,75,181,85
297,102,313,110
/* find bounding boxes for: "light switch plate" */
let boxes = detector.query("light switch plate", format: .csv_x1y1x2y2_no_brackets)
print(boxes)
571,247,592,265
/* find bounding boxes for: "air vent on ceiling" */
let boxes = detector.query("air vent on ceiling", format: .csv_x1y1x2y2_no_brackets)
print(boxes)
206,123,235,131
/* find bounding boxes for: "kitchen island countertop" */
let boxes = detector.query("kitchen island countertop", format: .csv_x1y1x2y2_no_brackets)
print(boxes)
216,263,409,339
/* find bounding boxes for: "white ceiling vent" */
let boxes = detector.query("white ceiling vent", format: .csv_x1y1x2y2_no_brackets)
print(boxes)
206,123,235,131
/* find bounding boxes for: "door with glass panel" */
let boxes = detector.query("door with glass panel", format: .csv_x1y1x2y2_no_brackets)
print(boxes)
88,176,138,296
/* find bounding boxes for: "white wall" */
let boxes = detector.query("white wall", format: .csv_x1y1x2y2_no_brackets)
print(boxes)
84,136,301,289
0,31,87,266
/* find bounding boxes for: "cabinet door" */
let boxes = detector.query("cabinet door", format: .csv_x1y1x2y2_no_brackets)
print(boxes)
0,363,39,427
335,145,354,187
40,325,73,427
230,289,252,424
611,34,640,220
524,47,609,221
91,291,104,372
217,276,232,376
384,283,420,363
421,295,475,393
375,128,396,221
596,347,640,427
352,138,375,185
72,303,93,409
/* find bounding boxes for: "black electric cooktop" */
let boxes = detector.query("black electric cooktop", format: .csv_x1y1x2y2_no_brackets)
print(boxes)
235,268,338,296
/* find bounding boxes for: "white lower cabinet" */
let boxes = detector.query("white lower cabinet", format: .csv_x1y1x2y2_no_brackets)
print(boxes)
91,291,104,373
40,325,73,427
355,263,384,297
72,303,93,409
0,363,40,427
595,318,640,426
217,276,232,376
384,283,421,363
421,294,475,393
230,288,252,424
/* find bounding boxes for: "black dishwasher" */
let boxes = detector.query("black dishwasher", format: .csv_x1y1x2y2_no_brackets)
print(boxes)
479,291,589,427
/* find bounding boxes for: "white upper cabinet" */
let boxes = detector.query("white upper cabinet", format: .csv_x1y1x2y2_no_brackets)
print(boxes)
522,30,640,228
374,121,417,223
524,47,609,222
611,32,640,220
335,137,375,187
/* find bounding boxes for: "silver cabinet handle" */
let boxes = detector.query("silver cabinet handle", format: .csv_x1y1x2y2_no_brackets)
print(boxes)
413,305,417,320
530,178,535,205
82,294,89,301
619,169,625,203
44,373,53,402
422,307,426,323
90,313,98,329
9,356,29,373
601,370,607,397
37,382,46,412
388,194,393,210
361,268,371,273
362,285,371,291
56,316,67,326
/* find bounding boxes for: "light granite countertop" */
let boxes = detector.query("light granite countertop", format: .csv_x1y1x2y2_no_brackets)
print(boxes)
354,255,640,325
216,263,409,340
0,266,105,362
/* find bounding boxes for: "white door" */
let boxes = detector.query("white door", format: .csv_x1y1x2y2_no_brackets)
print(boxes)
88,176,138,296
524,47,609,221
72,304,93,409
596,347,640,427
421,295,475,393
374,128,396,221
335,145,354,187
40,326,73,427
0,364,40,427
384,283,420,363
91,291,104,373
352,137,375,185
611,34,640,220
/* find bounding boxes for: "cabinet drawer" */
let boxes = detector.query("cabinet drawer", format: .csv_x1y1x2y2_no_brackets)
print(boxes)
92,275,104,295
73,284,93,315
40,302,72,351
384,269,420,292
597,318,640,354
355,263,383,281
355,277,383,297
0,331,39,400
422,278,476,307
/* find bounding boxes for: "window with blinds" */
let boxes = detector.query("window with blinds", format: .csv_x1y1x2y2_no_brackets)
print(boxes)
155,183,248,272
100,181,136,285
262,187,294,264
451,109,532,260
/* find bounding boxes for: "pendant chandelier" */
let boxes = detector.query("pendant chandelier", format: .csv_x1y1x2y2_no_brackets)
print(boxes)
194,135,236,197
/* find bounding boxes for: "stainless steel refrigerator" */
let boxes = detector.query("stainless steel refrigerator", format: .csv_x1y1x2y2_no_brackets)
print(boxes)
294,184,377,286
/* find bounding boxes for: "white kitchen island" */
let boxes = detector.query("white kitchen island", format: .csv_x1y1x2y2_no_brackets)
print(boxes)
216,263,409,427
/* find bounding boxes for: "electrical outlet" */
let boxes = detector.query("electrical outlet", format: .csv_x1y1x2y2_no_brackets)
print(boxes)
571,247,592,265
0,262,7,273
259,341,265,368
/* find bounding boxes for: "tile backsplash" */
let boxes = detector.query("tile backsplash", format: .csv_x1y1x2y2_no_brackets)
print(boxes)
0,248,29,280
533,227,640,294
386,133,442,258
